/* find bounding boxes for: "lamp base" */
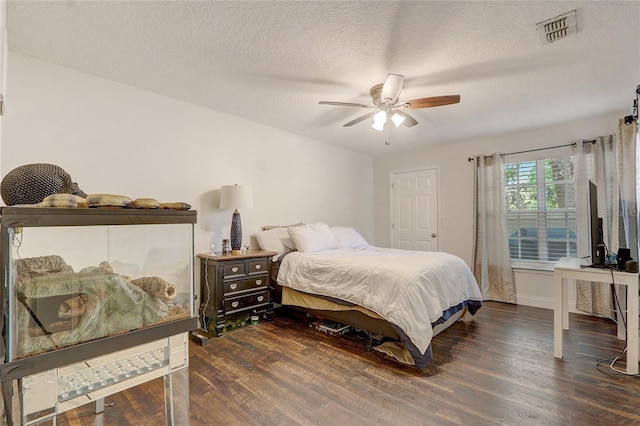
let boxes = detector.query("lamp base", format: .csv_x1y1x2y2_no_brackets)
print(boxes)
230,209,243,252
231,250,243,255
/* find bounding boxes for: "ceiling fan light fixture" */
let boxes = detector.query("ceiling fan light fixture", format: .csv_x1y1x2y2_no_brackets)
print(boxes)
373,110,387,124
372,110,387,131
391,113,405,127
381,74,404,104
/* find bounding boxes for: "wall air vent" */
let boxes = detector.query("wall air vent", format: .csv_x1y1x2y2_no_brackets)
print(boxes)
536,10,577,45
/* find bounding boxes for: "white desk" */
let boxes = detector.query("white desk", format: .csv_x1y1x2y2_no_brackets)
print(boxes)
554,257,638,374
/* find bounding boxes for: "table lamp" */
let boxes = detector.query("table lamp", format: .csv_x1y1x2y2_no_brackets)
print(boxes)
219,184,253,254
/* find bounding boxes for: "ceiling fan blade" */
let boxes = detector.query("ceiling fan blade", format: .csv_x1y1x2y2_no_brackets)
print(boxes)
404,95,460,109
381,74,404,104
319,101,372,108
343,112,376,127
393,110,418,127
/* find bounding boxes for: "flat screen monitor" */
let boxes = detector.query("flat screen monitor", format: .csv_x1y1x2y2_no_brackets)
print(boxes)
589,180,604,264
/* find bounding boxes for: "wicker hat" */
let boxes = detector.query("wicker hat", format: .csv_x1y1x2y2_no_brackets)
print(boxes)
1,163,87,206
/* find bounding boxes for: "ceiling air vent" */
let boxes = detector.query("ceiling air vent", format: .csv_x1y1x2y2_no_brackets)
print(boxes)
536,10,577,44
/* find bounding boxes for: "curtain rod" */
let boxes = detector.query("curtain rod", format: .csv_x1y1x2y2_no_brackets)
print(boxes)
467,139,597,162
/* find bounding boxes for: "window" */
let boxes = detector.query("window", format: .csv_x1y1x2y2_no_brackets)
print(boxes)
505,156,577,263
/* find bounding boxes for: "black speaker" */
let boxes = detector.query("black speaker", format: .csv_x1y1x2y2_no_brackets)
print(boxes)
617,248,632,270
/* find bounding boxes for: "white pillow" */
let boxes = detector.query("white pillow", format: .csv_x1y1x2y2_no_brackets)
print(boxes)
254,227,296,253
262,222,304,231
287,223,339,253
331,226,369,249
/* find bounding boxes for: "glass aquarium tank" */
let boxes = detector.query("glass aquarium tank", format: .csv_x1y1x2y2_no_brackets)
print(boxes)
0,207,197,364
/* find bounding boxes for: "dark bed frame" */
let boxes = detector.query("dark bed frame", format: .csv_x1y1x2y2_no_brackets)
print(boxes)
271,280,400,347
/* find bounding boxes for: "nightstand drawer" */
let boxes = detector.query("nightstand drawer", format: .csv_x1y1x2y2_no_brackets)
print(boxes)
224,290,269,314
248,259,268,274
223,262,246,278
224,276,268,294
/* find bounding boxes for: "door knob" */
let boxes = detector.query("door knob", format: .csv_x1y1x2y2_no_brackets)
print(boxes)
431,233,437,238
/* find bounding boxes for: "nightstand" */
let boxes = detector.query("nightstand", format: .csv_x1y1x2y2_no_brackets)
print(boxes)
196,251,277,336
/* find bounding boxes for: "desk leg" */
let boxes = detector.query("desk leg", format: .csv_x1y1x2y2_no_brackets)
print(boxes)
554,272,564,359
627,280,638,375
617,283,627,340
563,278,571,330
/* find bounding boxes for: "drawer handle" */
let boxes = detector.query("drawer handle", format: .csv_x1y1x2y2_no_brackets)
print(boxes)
231,301,239,308
232,267,239,273
255,265,261,270
255,279,262,285
230,283,238,290
257,296,264,302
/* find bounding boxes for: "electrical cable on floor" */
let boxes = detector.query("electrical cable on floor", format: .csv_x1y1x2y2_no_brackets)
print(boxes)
200,257,211,331
596,347,640,377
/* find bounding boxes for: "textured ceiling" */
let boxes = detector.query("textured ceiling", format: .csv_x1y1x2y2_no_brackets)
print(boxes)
7,1,640,156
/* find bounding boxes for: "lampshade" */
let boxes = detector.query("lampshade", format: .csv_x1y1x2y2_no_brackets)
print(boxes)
220,185,253,209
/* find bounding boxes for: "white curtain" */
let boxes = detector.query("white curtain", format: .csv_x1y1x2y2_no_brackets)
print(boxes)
473,154,516,303
574,134,632,317
619,120,639,261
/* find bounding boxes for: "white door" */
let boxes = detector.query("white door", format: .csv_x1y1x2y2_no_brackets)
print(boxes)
392,168,439,251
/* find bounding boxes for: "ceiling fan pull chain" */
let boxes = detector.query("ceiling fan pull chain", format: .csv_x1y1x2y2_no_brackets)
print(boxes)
385,120,391,146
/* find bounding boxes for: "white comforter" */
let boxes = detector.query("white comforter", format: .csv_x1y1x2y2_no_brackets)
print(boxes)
277,247,482,354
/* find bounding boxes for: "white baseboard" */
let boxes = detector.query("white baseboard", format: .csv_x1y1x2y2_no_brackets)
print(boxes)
516,295,553,310
516,295,579,313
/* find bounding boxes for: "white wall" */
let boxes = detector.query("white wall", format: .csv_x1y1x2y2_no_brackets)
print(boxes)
4,52,629,311
2,53,374,256
373,113,623,310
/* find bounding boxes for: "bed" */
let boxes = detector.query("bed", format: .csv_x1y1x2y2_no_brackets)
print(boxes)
256,223,482,368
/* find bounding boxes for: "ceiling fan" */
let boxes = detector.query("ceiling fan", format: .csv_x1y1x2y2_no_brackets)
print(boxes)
319,73,460,131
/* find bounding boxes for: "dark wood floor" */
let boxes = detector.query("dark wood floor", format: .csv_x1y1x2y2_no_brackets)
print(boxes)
57,302,640,425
